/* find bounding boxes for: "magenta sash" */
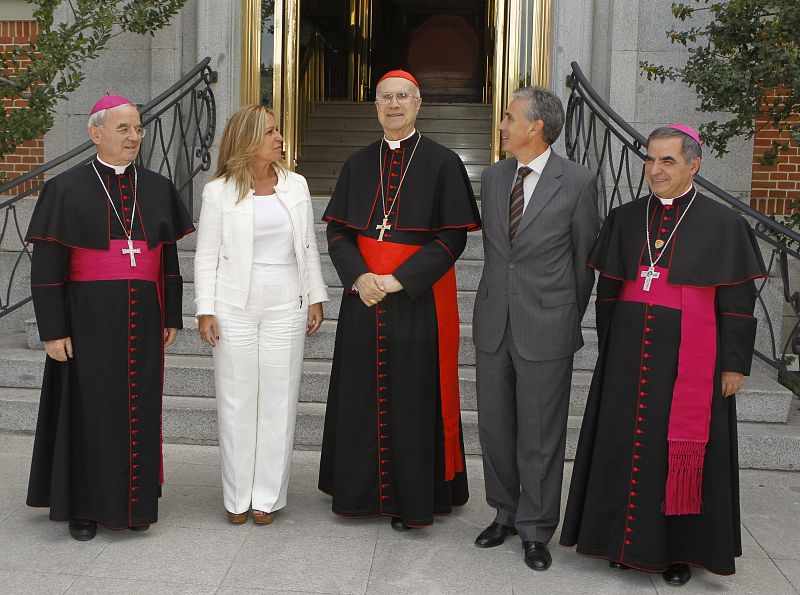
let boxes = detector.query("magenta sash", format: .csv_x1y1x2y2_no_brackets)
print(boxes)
619,265,717,515
68,240,161,282
68,239,166,485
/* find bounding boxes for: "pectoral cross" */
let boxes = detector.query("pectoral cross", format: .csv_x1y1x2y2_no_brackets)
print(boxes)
122,238,141,267
376,215,392,242
641,265,660,291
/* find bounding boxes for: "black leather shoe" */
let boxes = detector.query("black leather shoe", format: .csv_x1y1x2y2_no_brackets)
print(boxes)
609,560,630,570
390,516,411,531
662,563,691,586
69,519,97,541
475,522,517,548
522,541,552,571
129,524,150,532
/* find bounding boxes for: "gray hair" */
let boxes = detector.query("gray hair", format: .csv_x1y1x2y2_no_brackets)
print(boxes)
647,126,702,163
511,87,565,145
88,109,107,128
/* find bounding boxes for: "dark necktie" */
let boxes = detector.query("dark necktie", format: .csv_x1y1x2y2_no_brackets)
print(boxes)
509,166,533,241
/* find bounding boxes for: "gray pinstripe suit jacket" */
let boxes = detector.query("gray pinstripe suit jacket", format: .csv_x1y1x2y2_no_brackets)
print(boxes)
472,152,599,361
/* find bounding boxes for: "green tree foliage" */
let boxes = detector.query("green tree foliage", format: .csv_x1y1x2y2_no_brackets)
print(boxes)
640,1,800,165
0,0,188,161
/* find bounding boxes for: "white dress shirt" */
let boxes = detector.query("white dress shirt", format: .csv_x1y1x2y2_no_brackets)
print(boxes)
517,147,552,213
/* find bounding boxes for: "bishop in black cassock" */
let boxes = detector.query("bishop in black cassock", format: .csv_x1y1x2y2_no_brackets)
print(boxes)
24,96,194,540
318,70,481,528
560,125,766,585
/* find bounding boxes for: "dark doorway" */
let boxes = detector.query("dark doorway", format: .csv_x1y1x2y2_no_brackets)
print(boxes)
371,0,486,102
299,0,488,103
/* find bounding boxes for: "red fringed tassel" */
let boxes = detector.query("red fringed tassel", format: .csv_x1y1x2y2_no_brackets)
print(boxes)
664,439,705,515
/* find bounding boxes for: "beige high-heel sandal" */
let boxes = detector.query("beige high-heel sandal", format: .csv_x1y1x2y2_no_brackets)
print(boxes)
252,509,276,525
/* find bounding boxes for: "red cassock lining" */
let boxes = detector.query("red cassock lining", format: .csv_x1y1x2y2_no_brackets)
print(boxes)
356,235,464,481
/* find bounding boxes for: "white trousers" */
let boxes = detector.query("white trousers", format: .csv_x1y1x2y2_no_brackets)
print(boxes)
213,280,307,514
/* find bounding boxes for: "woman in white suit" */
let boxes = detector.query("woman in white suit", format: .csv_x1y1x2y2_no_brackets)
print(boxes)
194,105,328,525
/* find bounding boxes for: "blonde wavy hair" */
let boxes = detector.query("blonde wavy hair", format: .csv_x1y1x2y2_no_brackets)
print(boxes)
213,105,286,203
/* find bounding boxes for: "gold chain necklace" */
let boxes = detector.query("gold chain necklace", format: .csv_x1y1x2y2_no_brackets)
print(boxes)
376,132,422,241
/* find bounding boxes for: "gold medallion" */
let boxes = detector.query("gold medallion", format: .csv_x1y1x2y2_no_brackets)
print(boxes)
654,239,665,249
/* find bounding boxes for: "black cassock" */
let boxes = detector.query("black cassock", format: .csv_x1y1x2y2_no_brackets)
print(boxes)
25,158,193,529
560,189,766,574
318,132,481,526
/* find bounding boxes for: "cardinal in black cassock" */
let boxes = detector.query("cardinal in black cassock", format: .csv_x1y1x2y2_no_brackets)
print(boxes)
24,96,194,540
560,125,766,585
318,70,481,528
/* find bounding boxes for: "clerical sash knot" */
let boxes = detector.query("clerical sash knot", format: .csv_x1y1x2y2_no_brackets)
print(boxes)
509,166,533,241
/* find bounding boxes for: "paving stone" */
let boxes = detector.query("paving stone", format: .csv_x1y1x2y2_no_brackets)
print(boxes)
0,570,77,595
83,524,246,586
65,577,216,595
651,557,796,594
222,532,374,593
0,515,115,574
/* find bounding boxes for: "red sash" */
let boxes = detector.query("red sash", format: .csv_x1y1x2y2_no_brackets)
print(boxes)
619,265,717,515
357,235,464,481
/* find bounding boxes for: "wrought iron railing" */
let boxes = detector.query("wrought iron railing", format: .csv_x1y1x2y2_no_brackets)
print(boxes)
0,57,217,320
565,60,800,382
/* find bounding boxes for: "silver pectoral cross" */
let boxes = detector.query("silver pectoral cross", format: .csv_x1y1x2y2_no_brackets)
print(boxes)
122,238,141,267
641,266,660,291
376,216,392,242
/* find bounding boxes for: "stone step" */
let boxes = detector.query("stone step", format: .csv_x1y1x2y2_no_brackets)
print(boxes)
300,145,491,165
306,176,482,197
26,313,602,370
306,116,491,135
1,387,798,470
310,102,491,120
303,130,490,149
3,333,793,424
176,252,485,289
297,161,484,183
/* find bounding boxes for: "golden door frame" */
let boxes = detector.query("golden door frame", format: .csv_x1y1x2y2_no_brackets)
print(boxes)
240,0,552,168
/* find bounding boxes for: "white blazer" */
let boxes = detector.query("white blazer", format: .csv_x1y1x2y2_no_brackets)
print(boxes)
194,171,329,315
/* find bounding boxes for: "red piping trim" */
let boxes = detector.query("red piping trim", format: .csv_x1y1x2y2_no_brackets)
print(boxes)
720,311,755,318
375,304,383,512
620,303,650,560
435,239,454,261
562,548,736,577
31,282,64,287
127,279,133,524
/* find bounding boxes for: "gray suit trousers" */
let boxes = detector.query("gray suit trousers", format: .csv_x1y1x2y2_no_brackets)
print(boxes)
476,318,572,544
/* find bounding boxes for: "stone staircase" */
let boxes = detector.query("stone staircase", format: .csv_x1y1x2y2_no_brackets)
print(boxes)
297,101,491,197
1,196,799,470
2,101,799,470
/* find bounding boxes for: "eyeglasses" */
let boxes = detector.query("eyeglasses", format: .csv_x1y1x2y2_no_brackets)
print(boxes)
376,92,419,105
109,125,146,137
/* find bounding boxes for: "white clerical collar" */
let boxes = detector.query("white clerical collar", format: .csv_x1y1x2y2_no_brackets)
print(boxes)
384,129,418,150
97,155,132,175
656,183,694,205
519,147,552,176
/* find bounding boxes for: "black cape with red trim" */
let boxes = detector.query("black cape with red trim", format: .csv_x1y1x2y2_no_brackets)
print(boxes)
318,132,480,526
25,158,194,529
560,190,767,574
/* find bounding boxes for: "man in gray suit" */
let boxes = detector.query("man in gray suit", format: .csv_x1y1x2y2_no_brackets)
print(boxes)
472,87,598,571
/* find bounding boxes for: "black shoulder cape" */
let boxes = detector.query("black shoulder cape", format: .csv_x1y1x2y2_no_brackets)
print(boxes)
25,159,194,249
589,192,766,287
322,135,481,231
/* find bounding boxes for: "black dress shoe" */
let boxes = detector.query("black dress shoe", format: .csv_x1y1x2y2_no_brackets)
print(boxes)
522,541,552,571
609,560,630,570
663,563,691,586
129,524,150,532
69,519,97,541
475,522,517,548
390,516,411,531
